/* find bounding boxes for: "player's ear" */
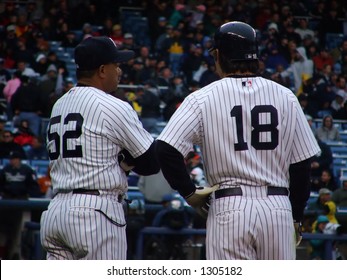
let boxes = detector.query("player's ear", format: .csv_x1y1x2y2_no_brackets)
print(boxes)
98,64,107,78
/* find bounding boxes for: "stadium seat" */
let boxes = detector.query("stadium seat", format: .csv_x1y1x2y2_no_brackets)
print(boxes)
31,160,50,176
325,33,344,51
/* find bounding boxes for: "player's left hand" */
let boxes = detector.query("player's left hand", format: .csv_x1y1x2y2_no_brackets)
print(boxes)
294,222,302,247
185,185,219,219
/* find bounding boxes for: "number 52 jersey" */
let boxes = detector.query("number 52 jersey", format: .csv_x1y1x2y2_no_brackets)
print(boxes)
46,86,154,192
157,76,321,188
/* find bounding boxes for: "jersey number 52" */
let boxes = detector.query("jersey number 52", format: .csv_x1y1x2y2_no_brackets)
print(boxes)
47,113,84,160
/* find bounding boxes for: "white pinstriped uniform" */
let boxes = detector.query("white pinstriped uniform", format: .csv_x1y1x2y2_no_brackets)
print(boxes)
40,86,154,259
158,76,320,259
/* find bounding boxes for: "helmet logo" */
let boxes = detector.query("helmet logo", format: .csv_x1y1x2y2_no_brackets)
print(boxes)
245,54,257,59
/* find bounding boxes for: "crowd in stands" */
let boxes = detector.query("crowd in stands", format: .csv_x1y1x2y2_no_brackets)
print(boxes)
0,0,347,256
0,1,346,190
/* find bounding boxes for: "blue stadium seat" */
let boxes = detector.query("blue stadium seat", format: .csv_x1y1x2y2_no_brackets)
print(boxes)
325,33,344,51
326,141,347,155
31,160,50,176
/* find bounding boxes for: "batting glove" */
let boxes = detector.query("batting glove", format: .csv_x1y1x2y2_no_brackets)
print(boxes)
294,222,303,247
185,185,219,219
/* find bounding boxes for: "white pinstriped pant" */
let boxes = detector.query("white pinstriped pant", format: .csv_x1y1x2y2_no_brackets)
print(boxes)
206,185,296,260
40,191,127,260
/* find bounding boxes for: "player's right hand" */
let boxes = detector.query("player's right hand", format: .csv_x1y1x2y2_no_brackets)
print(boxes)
185,185,219,219
294,222,302,247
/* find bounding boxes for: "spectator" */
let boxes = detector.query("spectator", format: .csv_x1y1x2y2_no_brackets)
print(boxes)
4,24,19,53
0,117,7,143
13,119,35,147
276,46,314,94
181,43,205,85
315,115,341,142
10,75,42,136
294,18,315,42
186,153,207,187
0,150,41,259
199,60,219,87
299,93,318,119
162,27,186,75
155,24,174,57
309,215,344,260
317,8,343,48
15,60,39,79
161,74,189,122
330,90,346,119
14,39,35,66
120,33,140,55
140,53,159,82
37,166,52,198
332,75,347,96
311,169,338,193
61,30,79,48
80,22,99,40
168,4,186,28
314,64,336,113
137,80,162,134
46,51,68,78
32,53,49,76
2,70,21,120
31,31,50,54
37,64,64,118
282,21,302,46
0,151,40,199
312,48,334,74
99,17,113,37
109,24,124,46
332,177,347,207
307,188,339,226
25,135,49,160
0,58,11,93
151,16,168,46
137,170,175,204
330,38,347,65
310,138,333,187
0,130,26,159
263,41,289,72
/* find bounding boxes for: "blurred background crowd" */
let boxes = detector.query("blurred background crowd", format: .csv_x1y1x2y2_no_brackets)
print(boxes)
0,0,347,260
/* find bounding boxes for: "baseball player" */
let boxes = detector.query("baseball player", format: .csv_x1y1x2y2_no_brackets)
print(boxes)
40,36,160,260
156,21,320,260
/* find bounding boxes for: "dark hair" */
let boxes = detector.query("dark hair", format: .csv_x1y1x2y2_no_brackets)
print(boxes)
219,53,259,74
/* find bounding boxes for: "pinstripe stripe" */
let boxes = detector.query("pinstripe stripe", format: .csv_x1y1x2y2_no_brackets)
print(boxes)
47,86,153,191
158,76,320,260
42,85,155,260
158,77,320,188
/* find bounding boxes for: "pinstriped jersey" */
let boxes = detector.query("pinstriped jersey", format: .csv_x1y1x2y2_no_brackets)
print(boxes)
158,76,320,188
47,86,154,192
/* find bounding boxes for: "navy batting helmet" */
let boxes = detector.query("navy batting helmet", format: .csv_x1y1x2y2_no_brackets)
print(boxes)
210,21,258,61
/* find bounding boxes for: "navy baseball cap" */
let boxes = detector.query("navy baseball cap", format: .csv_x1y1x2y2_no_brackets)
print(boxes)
74,36,135,71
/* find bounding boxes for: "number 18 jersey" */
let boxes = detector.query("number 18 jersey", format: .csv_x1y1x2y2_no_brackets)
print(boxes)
157,76,320,187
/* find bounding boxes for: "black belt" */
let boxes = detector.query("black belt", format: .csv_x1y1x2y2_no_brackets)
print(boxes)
59,189,123,202
72,189,100,195
215,186,289,199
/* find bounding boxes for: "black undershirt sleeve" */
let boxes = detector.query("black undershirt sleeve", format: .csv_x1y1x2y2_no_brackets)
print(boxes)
156,140,196,198
289,157,313,222
120,141,160,176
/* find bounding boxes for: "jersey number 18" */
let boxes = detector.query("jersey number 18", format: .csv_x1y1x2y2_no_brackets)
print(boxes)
230,105,279,151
